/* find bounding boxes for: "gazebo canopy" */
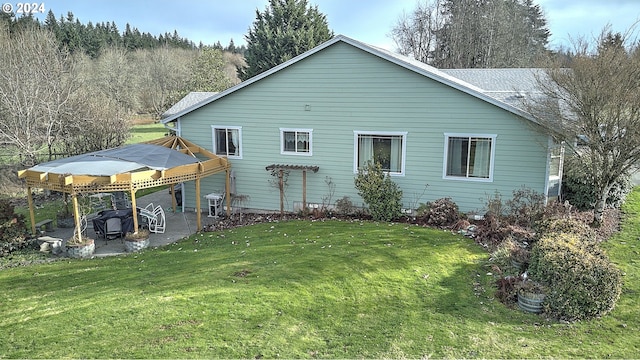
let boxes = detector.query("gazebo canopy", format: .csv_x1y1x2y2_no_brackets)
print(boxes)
19,136,229,194
18,136,231,234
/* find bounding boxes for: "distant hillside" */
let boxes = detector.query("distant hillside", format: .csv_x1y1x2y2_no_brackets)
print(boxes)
1,10,245,57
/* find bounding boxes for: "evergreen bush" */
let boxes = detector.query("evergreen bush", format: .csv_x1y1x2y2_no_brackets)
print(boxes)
528,232,622,320
354,162,403,222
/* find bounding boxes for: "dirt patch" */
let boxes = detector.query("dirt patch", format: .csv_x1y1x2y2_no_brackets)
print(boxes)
233,269,252,278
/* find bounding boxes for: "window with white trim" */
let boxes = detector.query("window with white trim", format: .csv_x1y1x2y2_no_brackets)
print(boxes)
354,131,407,175
547,145,564,197
444,133,496,181
280,128,312,156
212,126,242,159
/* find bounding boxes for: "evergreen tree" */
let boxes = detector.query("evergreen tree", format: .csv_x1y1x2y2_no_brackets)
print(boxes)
44,10,59,37
241,0,333,80
188,47,232,92
434,0,549,68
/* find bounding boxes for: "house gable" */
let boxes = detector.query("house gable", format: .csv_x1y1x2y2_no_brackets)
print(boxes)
169,37,553,213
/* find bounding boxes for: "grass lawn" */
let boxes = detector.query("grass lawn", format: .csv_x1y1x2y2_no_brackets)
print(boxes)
128,122,167,144
1,201,639,357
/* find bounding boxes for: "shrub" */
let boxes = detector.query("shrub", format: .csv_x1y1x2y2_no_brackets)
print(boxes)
0,198,29,257
505,187,546,227
528,232,622,321
562,155,632,210
535,218,595,240
335,196,355,216
424,198,460,228
354,161,403,222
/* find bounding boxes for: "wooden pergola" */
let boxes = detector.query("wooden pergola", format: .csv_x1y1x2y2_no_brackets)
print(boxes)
18,136,231,237
265,164,319,214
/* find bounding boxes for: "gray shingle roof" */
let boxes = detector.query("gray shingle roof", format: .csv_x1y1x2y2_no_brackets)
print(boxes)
161,91,217,119
440,68,547,110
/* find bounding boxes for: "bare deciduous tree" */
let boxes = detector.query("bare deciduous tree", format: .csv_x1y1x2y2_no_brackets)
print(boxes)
135,46,194,118
390,0,445,64
0,26,78,165
528,26,640,226
59,90,130,156
88,47,139,112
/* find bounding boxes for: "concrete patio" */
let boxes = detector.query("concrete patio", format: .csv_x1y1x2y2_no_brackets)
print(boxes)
40,189,206,257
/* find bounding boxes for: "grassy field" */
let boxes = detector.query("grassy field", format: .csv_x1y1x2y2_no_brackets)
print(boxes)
1,190,639,358
128,122,167,144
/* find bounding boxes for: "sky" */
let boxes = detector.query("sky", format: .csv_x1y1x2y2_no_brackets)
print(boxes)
22,0,640,51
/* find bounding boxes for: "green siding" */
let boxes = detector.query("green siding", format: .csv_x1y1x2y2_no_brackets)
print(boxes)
178,42,550,214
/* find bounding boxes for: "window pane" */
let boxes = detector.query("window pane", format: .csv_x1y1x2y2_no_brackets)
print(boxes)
283,131,296,152
447,137,468,177
447,136,491,179
226,129,238,156
357,134,402,173
214,128,227,154
296,132,309,152
469,138,491,178
215,128,239,156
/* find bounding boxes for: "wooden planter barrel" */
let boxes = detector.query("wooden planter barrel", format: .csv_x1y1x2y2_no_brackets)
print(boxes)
518,290,545,313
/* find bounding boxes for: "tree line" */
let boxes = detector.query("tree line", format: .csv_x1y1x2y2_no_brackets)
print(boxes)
1,10,246,58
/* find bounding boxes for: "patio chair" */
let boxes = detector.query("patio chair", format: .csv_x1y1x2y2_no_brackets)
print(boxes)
148,205,165,234
104,217,123,242
139,203,155,229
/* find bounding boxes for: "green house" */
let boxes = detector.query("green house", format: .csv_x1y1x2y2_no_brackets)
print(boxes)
161,35,562,215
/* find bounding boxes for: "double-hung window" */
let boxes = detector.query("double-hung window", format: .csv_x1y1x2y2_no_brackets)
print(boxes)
280,128,312,156
444,133,496,181
354,131,407,175
212,126,242,159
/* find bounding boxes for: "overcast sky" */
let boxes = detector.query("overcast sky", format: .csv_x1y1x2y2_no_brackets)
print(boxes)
26,0,640,50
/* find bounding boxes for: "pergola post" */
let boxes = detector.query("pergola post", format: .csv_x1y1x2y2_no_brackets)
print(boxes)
279,169,284,215
71,192,81,239
170,184,177,212
302,170,307,211
195,178,201,230
225,169,231,216
26,186,36,235
130,187,138,233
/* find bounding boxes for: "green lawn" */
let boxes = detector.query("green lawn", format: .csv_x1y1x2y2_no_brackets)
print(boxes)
1,200,639,357
128,122,167,144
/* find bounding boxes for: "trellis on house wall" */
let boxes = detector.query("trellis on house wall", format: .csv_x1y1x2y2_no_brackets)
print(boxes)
265,164,319,215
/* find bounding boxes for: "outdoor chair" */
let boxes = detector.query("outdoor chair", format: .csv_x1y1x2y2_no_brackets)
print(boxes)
148,205,165,234
139,203,155,229
104,217,123,242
